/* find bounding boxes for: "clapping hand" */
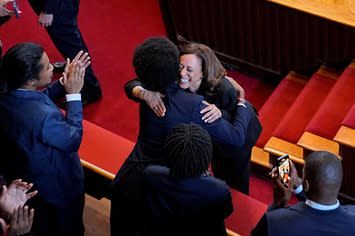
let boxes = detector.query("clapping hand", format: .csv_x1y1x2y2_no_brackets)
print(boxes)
7,205,34,236
0,179,37,219
62,51,91,94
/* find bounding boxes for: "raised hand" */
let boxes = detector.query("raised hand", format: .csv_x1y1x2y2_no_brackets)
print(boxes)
7,205,34,236
0,0,16,17
200,101,222,123
0,179,37,219
62,51,90,94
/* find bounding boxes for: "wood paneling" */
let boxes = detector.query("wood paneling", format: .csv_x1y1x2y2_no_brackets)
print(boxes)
160,0,355,81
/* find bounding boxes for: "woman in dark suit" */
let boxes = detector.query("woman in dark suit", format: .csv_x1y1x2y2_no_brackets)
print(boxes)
126,43,262,194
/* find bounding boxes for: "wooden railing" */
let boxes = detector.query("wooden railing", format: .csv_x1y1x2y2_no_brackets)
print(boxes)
159,0,355,81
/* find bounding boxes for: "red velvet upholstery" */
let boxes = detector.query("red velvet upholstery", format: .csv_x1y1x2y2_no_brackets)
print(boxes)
306,66,355,139
256,75,307,147
273,72,336,143
225,189,267,236
342,102,355,128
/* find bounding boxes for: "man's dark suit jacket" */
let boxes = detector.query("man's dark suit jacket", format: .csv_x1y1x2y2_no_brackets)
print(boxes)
110,82,251,235
251,201,355,236
0,81,84,235
0,81,84,206
141,165,233,236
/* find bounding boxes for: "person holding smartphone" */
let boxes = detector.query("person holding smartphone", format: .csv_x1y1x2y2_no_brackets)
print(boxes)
251,151,355,236
0,0,21,59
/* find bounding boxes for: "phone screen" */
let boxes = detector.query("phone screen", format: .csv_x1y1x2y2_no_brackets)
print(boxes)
277,155,290,187
12,0,20,18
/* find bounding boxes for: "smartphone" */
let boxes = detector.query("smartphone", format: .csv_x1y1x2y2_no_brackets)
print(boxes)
12,0,20,19
276,154,290,187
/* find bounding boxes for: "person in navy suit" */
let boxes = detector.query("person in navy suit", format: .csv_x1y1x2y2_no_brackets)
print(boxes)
142,123,233,236
110,36,251,236
251,151,355,236
126,43,262,194
0,42,90,236
27,0,102,106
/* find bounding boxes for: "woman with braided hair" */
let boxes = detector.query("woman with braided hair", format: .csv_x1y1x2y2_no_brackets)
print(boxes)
142,123,233,236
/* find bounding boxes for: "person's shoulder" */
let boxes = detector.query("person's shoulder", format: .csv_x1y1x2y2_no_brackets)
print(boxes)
144,165,169,177
267,202,306,218
340,204,355,217
198,175,231,195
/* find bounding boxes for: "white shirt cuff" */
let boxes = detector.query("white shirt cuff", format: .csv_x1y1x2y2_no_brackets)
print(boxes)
237,103,247,108
293,184,303,194
66,94,81,102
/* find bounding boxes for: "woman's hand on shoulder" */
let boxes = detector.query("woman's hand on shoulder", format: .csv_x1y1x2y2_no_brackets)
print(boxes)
200,101,222,123
143,90,166,117
225,76,245,99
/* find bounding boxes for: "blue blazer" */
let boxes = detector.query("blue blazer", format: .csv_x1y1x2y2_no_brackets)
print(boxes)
115,82,251,181
142,165,233,236
0,81,84,207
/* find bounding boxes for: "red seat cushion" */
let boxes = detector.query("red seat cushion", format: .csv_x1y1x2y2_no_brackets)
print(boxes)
306,66,355,139
256,74,307,147
79,119,135,176
225,189,267,235
273,72,336,143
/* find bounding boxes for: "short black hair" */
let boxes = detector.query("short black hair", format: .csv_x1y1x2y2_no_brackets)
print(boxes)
164,123,213,178
305,151,343,193
0,42,44,92
133,36,179,93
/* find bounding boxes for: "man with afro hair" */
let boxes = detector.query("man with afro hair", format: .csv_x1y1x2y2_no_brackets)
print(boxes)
110,36,251,236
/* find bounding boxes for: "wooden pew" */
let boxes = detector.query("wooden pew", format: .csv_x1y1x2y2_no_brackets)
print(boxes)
263,66,339,171
78,119,266,235
78,119,135,199
297,60,355,157
334,102,355,204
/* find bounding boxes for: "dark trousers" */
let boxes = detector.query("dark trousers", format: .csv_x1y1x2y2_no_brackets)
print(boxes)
28,0,102,100
29,194,85,236
110,166,145,236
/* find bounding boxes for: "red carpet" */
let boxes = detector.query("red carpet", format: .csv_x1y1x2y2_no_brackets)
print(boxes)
0,0,279,207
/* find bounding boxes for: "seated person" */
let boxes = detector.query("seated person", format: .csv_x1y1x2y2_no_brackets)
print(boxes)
251,151,355,236
142,123,233,236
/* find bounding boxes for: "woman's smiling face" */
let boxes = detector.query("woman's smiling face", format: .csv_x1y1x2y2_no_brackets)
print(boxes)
178,54,203,94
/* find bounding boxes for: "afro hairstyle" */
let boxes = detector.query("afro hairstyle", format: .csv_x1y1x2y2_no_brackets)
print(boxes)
133,36,179,93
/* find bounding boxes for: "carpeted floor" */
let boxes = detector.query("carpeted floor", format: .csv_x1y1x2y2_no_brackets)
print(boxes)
0,0,282,205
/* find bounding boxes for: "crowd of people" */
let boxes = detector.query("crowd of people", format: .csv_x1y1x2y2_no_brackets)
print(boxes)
0,1,354,236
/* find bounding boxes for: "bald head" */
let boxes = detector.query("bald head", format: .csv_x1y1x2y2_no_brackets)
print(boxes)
304,151,343,202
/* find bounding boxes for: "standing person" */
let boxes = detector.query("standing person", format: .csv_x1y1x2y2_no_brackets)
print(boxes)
251,151,355,236
0,0,20,58
0,42,89,236
142,123,233,236
126,43,262,194
27,0,102,106
111,37,251,236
